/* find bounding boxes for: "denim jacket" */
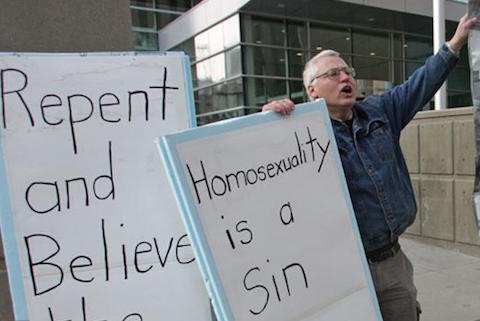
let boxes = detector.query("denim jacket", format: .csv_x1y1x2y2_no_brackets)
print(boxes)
332,44,458,252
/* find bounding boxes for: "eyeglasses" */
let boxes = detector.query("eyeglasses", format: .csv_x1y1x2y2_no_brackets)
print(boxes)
310,66,356,84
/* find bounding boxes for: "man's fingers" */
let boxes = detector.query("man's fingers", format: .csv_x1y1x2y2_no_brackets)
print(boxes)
262,98,295,115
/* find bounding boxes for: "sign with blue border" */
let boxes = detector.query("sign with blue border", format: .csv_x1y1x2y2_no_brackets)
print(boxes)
158,100,383,321
0,52,210,321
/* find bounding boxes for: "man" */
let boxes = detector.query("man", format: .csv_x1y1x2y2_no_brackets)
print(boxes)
263,15,478,321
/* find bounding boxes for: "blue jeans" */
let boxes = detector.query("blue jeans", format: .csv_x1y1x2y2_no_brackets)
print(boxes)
369,248,420,321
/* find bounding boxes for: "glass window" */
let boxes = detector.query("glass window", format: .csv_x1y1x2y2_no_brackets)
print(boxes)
405,35,432,61
193,16,240,60
288,50,306,78
155,0,192,11
353,57,389,81
289,81,307,104
195,78,243,115
195,86,212,115
223,15,241,49
131,8,155,29
243,46,286,77
133,31,158,51
394,61,404,85
287,21,307,48
242,15,285,46
225,46,242,78
131,0,154,8
448,67,470,92
393,34,403,59
212,78,243,110
208,23,225,55
194,31,209,60
310,24,351,54
458,47,469,67
155,12,180,29
405,61,423,78
245,77,287,106
193,47,241,87
173,39,195,61
352,30,390,58
448,92,472,108
194,54,226,87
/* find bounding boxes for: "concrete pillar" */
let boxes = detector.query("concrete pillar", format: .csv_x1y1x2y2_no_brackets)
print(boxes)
433,0,447,110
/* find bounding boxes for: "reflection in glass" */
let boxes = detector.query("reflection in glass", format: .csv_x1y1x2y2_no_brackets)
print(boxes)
131,0,154,8
405,35,432,61
394,61,403,85
223,15,241,49
195,54,226,87
290,81,307,104
131,8,155,28
245,77,287,106
353,57,389,81
194,15,240,60
155,0,192,11
288,50,306,78
393,34,403,59
447,92,472,108
133,31,158,50
208,23,225,56
172,39,195,60
352,30,389,57
244,46,285,77
287,21,307,48
193,47,242,88
242,15,285,46
448,67,470,92
194,31,210,60
225,46,242,78
405,61,422,78
195,78,243,115
310,24,351,54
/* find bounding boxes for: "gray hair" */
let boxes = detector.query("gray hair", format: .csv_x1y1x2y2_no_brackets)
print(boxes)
302,49,340,91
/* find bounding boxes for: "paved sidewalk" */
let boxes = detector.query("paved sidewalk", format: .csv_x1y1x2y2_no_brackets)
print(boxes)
401,238,480,321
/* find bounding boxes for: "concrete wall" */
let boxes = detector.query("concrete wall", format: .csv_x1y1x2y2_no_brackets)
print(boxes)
401,107,480,256
339,0,466,21
0,1,133,320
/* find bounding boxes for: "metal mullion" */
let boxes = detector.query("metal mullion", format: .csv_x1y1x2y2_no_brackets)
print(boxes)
348,27,353,66
191,44,240,65
402,33,406,82
193,75,243,92
284,18,290,97
389,32,395,84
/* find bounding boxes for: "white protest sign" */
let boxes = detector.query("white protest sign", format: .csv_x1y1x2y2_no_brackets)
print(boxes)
158,101,382,321
0,53,211,321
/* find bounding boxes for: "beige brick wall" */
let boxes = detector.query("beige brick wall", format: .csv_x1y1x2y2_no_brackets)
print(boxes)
401,107,480,256
0,0,133,52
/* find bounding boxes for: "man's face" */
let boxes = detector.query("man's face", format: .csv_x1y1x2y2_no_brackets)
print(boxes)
307,56,357,112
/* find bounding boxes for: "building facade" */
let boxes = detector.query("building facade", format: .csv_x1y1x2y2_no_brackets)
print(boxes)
132,0,470,124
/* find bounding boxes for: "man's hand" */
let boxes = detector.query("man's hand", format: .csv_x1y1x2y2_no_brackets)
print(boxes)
449,14,479,53
262,98,295,115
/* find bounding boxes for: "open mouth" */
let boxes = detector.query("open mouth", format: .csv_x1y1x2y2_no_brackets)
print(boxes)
341,85,353,94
